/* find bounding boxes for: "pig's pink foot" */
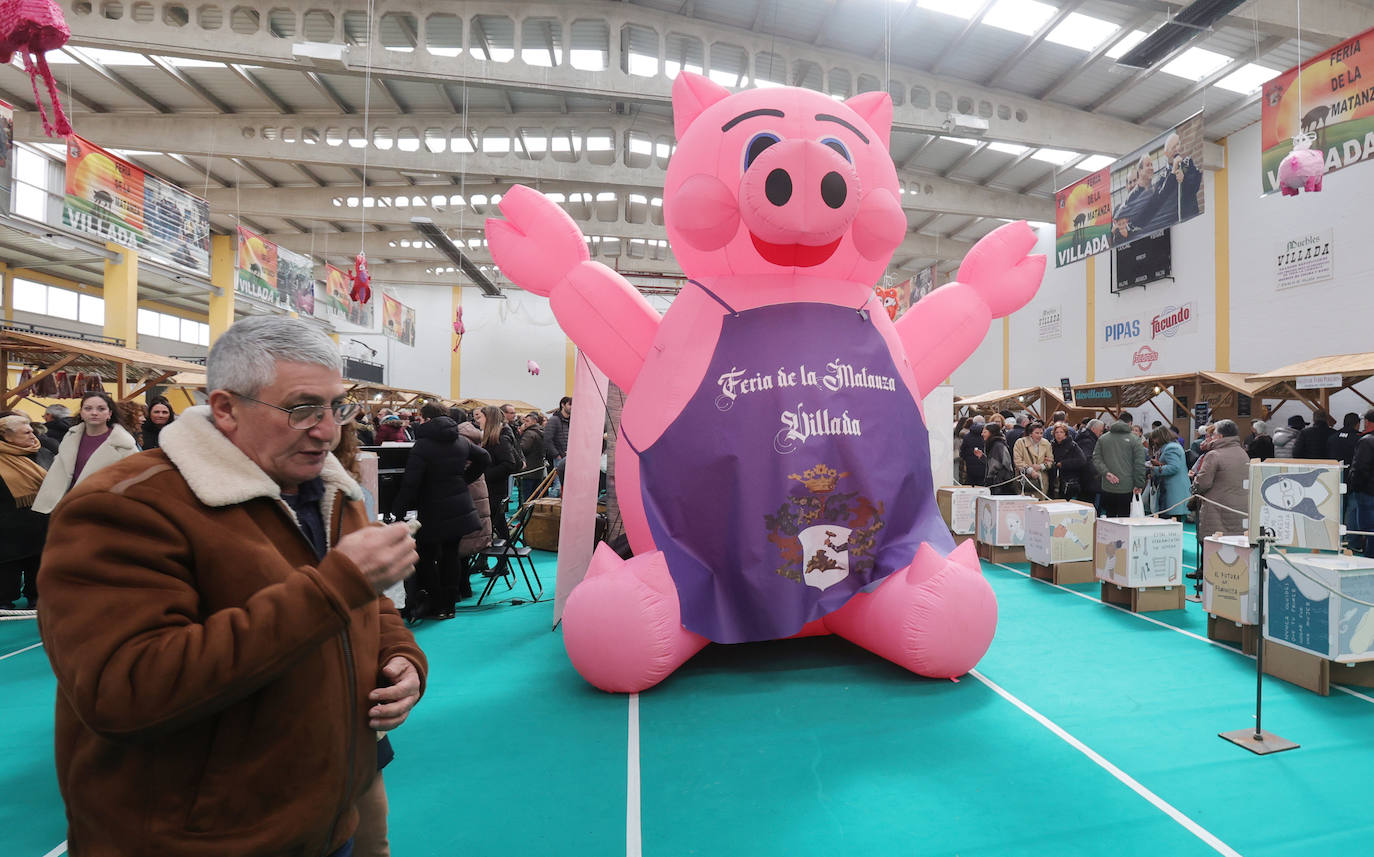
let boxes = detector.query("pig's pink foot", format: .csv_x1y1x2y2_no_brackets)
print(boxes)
561,544,709,693
825,539,997,678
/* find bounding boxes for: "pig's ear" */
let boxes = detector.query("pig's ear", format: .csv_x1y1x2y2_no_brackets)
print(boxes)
844,91,893,147
673,72,733,139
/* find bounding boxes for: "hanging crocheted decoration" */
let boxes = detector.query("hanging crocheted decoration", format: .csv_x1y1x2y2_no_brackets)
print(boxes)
347,252,371,304
0,0,74,137
526,360,540,376
1277,133,1325,196
450,305,464,352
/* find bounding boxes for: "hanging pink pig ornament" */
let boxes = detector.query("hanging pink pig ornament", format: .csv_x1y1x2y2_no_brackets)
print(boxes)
487,73,1045,693
1277,134,1325,196
526,360,541,376
451,305,464,352
347,252,371,304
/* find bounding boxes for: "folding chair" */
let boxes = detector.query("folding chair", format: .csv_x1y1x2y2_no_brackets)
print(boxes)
477,494,544,605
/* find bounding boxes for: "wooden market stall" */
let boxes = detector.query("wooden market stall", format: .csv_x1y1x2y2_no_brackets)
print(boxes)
1072,371,1267,437
2,326,207,413
954,386,1093,425
453,397,546,416
1245,352,1374,420
347,382,445,413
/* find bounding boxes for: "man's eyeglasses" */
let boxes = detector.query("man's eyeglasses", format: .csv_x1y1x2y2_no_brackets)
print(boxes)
231,392,362,430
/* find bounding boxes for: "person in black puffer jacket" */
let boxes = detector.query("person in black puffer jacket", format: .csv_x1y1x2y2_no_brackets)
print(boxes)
392,403,490,618
517,412,547,504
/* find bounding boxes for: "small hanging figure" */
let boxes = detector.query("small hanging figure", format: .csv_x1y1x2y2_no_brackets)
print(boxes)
1277,132,1325,196
0,0,74,137
451,305,464,353
347,252,371,304
527,360,541,376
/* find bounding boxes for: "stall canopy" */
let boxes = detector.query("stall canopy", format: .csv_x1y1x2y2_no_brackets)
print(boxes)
1,326,207,409
1245,352,1374,417
954,386,1091,423
1072,371,1266,428
349,382,444,412
453,397,546,415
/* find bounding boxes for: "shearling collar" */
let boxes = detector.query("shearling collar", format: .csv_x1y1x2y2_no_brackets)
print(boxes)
158,406,362,508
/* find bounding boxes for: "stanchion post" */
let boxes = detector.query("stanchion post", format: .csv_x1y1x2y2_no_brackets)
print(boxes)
1219,529,1299,755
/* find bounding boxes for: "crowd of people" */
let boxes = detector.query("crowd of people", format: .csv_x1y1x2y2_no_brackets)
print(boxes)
957,406,1374,561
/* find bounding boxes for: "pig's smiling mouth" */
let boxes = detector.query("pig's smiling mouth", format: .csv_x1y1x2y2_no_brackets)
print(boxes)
750,232,842,267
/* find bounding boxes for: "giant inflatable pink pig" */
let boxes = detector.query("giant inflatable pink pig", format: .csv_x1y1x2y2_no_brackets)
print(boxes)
487,73,1045,692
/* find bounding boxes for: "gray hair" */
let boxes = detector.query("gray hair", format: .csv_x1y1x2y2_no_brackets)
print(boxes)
1087,419,1104,432
0,413,32,439
45,403,70,418
1251,420,1268,436
1214,419,1239,437
207,316,341,397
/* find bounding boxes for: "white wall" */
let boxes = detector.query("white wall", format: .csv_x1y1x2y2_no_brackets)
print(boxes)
346,284,453,397
1005,226,1087,390
456,287,569,407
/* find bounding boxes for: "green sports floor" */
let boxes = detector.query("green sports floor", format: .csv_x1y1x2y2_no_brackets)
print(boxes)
4,527,1372,857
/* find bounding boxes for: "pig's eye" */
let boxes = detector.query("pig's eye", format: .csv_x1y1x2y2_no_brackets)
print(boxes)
743,133,780,170
821,137,851,162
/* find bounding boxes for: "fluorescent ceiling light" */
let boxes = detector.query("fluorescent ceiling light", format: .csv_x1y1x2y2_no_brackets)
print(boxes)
1077,154,1116,171
983,0,1057,36
75,47,153,66
1045,13,1120,51
1215,62,1279,94
1105,30,1147,60
1030,148,1080,166
987,141,1029,155
1160,47,1231,82
916,0,975,20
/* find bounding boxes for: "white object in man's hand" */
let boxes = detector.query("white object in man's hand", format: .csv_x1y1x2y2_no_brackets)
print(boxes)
335,523,418,595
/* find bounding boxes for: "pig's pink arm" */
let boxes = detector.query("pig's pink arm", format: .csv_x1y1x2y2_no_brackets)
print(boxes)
896,221,1046,396
487,185,661,391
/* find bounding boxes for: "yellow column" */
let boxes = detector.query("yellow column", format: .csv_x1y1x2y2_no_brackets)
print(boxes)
565,337,576,396
1213,139,1230,372
1085,256,1096,382
207,234,236,344
449,285,462,400
1,261,12,322
102,242,138,348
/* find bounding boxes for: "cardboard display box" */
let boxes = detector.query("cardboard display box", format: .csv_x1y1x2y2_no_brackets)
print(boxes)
976,541,1026,564
1025,501,1096,565
975,495,1035,548
1094,517,1184,589
1246,460,1344,551
1029,559,1096,585
1264,551,1374,662
1100,582,1185,612
937,485,991,535
1202,535,1259,625
1261,639,1374,696
1207,614,1259,655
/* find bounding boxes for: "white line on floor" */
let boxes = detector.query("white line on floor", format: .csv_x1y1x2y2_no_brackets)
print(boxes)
0,642,42,661
39,841,66,857
627,692,641,857
970,670,1243,857
989,561,1374,705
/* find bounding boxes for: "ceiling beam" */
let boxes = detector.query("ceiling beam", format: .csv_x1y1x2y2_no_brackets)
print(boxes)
1131,35,1286,123
1156,0,1374,43
927,1,998,75
147,55,234,113
226,63,292,114
1038,10,1158,102
983,0,1084,90
65,48,171,113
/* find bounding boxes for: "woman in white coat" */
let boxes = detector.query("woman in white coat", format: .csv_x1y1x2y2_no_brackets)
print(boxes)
33,392,138,514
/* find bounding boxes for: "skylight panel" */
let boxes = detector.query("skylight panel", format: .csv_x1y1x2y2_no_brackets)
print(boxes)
1160,47,1231,82
1030,148,1081,166
159,55,224,68
916,0,975,20
984,0,1057,36
1045,13,1120,51
75,47,153,66
946,136,982,147
987,141,1030,155
1077,154,1116,171
1105,30,1147,60
1215,62,1279,94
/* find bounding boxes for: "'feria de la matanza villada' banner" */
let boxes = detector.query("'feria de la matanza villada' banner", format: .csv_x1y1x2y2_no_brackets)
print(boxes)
1261,25,1374,195
62,136,211,275
318,263,375,329
235,226,316,316
1055,112,1205,266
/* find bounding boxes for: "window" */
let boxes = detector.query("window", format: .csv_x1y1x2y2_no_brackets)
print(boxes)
138,306,208,344
13,147,54,221
10,278,102,324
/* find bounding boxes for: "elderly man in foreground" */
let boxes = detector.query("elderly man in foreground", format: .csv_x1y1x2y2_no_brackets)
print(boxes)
38,316,424,857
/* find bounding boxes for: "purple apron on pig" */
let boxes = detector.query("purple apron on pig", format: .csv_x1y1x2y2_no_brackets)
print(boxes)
622,281,953,643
